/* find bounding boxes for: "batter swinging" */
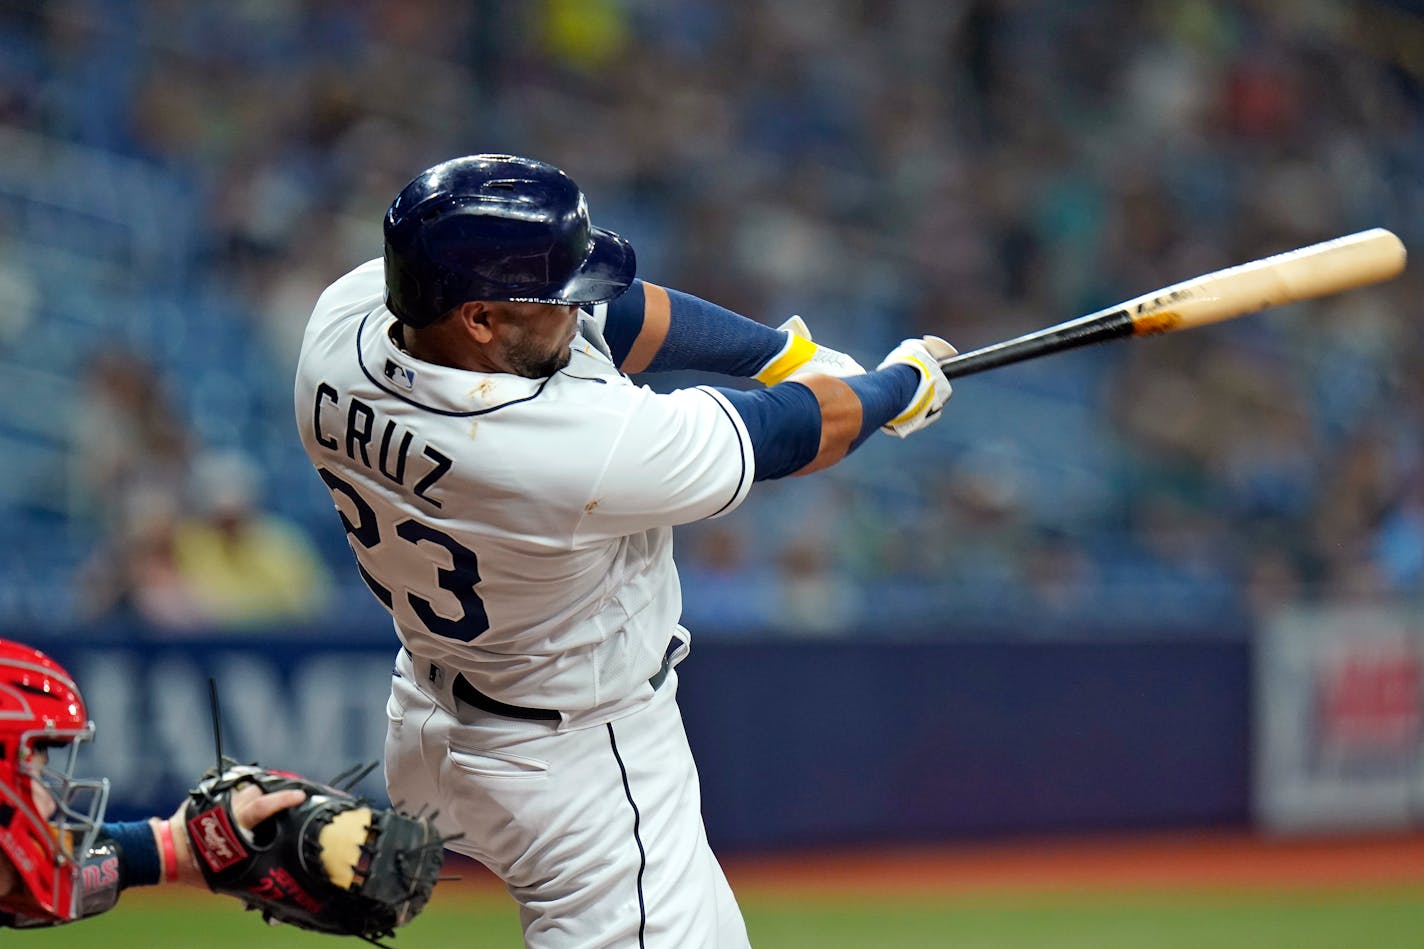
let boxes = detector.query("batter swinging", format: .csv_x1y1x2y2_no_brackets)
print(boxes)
294,154,954,947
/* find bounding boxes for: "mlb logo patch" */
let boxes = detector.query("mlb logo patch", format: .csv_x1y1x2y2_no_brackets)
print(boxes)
384,359,416,390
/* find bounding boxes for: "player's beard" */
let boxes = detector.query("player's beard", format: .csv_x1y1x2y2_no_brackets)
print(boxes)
504,330,572,379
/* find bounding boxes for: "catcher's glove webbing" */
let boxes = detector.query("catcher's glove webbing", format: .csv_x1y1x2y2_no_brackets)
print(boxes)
185,763,445,945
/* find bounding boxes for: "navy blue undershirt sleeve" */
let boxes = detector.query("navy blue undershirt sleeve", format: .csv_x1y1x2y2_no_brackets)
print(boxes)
99,820,162,888
844,364,920,448
713,364,920,480
600,280,645,365
604,279,785,375
713,383,822,480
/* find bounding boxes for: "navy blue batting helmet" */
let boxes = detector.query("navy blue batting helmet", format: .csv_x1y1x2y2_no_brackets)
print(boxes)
383,155,637,327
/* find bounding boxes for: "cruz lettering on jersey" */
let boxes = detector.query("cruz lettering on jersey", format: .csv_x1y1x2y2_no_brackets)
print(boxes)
312,382,452,507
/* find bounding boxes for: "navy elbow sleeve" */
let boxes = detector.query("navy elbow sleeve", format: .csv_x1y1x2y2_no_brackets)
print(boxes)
713,383,822,480
601,280,646,366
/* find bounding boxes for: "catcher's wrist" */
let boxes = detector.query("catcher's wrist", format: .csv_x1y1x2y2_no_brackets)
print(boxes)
155,818,178,883
162,817,203,886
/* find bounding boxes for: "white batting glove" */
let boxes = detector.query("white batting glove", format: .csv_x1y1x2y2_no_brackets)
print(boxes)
877,336,956,438
754,315,867,384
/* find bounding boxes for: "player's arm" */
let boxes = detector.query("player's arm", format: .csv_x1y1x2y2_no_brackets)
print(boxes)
715,335,956,478
1,785,305,928
105,783,307,891
569,337,951,541
598,279,864,381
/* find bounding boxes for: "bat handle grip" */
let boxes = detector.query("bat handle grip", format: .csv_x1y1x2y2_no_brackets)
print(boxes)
937,348,1017,379
935,309,1134,379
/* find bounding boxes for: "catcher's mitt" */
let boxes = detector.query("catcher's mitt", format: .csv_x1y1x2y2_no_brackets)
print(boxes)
184,763,445,945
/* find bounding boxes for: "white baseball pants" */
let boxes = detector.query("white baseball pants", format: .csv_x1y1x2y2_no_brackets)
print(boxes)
385,649,751,948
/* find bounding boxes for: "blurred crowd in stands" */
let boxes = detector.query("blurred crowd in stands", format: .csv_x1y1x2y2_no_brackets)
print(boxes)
0,0,1421,638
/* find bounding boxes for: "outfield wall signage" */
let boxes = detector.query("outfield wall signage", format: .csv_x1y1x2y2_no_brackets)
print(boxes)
1255,606,1424,832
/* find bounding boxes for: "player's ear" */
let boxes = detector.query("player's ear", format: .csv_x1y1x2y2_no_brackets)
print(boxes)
456,301,495,344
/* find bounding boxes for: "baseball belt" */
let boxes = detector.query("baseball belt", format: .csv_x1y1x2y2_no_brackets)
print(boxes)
408,639,679,722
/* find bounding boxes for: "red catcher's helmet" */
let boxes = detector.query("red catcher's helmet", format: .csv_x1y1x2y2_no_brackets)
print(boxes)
0,639,109,922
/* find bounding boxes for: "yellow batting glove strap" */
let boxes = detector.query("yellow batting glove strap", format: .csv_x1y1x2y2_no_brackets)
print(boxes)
885,356,934,425
754,331,819,385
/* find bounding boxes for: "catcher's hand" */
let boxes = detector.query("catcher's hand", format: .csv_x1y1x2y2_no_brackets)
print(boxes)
184,763,444,944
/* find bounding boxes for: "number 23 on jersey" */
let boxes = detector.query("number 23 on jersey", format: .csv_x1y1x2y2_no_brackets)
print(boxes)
318,468,490,642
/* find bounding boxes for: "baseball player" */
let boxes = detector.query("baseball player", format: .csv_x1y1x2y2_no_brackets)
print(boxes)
294,154,955,947
0,638,306,928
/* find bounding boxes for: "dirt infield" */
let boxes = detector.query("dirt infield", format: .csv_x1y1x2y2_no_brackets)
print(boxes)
75,831,1424,949
717,830,1424,897
445,829,1424,898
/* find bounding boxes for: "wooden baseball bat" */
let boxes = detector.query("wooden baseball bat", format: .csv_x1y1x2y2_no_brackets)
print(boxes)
938,228,1407,379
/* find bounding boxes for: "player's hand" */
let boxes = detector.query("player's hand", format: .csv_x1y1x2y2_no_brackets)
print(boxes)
877,336,956,437
163,781,307,886
754,315,866,384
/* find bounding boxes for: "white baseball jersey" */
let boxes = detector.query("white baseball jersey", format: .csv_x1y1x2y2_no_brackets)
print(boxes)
294,260,755,718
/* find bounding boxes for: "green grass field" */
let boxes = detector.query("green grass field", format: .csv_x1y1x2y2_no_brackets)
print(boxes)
16,884,1424,948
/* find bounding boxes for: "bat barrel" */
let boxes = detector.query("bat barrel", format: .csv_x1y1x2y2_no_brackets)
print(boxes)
1122,227,1407,335
935,228,1405,380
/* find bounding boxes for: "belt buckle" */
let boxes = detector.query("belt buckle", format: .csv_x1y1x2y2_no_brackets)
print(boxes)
648,638,680,692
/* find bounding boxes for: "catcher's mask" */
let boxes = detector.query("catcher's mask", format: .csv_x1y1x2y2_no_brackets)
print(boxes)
383,154,637,328
0,639,110,922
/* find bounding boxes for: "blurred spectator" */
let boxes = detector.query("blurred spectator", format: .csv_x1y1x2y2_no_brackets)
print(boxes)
171,451,333,629
677,523,777,634
776,535,864,637
73,486,206,631
1367,468,1424,600
0,228,37,343
1242,548,1307,623
67,350,193,533
3,0,1424,637
1019,528,1098,623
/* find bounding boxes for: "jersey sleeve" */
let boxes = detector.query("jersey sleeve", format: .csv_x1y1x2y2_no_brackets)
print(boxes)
570,384,755,542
